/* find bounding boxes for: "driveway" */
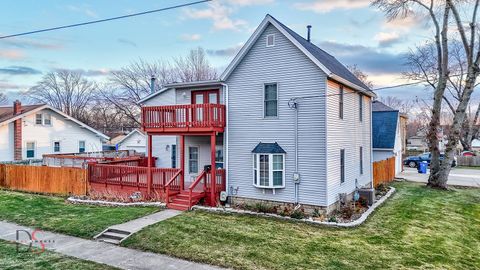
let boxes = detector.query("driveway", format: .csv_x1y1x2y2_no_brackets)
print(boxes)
398,167,480,188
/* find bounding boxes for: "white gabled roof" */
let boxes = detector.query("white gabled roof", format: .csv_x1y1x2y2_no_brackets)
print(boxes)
0,104,109,140
116,129,145,145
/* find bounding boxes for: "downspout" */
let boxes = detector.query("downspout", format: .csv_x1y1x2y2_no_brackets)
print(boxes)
370,98,374,189
221,83,229,196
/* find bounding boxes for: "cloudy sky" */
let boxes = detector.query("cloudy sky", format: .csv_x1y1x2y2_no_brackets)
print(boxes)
0,0,437,102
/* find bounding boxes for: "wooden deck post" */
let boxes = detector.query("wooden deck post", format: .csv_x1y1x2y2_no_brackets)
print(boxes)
210,132,216,206
180,135,185,191
147,134,153,197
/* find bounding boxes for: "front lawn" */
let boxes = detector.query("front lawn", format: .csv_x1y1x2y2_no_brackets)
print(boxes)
0,239,116,270
123,182,480,270
0,190,159,238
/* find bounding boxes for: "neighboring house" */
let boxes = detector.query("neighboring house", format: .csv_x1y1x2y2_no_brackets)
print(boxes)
138,14,376,212
0,101,109,162
116,129,146,153
407,135,428,151
472,139,480,151
372,101,404,175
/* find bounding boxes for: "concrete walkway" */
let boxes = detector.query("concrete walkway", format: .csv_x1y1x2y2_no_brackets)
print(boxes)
95,210,181,244
0,220,222,270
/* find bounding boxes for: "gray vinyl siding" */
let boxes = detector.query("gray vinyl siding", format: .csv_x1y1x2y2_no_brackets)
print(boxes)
143,89,177,168
325,80,373,206
226,24,328,206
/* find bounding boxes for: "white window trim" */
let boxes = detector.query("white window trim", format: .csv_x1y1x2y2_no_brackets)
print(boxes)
78,140,86,153
35,113,43,125
263,83,279,119
266,34,275,47
25,141,36,159
188,146,200,174
252,153,285,189
43,113,52,126
53,141,61,153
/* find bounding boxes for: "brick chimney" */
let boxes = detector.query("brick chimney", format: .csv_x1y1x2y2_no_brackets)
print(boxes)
13,100,22,160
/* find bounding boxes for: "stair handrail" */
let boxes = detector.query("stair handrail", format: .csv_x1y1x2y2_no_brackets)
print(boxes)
188,169,207,208
165,169,182,203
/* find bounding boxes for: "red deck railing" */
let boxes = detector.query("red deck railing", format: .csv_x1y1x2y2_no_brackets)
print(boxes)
88,164,180,190
142,104,226,132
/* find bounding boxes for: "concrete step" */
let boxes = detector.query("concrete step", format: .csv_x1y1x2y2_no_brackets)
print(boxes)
101,231,130,241
106,228,130,236
97,237,121,245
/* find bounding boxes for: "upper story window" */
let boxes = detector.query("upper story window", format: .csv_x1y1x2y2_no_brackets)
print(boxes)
79,141,86,153
339,86,344,119
44,113,52,125
35,113,52,125
359,94,363,122
266,34,275,47
264,83,278,117
35,114,43,125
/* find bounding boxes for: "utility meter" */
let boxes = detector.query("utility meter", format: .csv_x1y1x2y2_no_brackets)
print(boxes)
293,172,301,183
220,191,228,202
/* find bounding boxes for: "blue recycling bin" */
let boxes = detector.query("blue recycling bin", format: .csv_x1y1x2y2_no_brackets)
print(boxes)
418,161,428,174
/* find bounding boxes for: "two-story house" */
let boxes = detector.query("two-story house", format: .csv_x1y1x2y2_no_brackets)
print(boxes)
138,15,375,212
0,101,109,162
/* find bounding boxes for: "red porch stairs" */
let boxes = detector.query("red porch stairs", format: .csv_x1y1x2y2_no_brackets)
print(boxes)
165,169,225,211
167,191,205,211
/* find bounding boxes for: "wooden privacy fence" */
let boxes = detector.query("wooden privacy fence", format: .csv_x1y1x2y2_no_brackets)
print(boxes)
373,157,396,187
0,164,87,195
456,156,480,167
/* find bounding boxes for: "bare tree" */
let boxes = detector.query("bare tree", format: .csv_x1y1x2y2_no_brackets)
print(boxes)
173,47,218,82
379,96,414,114
373,0,480,189
26,70,97,122
103,47,218,125
0,92,7,105
347,64,374,89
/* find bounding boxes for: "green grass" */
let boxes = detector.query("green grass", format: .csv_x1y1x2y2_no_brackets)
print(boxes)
123,182,480,270
0,239,117,270
0,190,159,238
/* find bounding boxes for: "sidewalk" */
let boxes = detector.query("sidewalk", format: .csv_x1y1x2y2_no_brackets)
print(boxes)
0,220,223,270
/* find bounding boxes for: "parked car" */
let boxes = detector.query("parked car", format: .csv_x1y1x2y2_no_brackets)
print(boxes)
404,152,457,168
461,151,476,156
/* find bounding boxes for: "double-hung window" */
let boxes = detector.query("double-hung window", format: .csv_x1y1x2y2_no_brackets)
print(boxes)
189,146,199,173
26,142,35,158
54,141,61,152
359,147,363,175
79,141,86,153
359,94,363,122
44,113,52,125
339,86,344,119
264,83,278,117
35,114,43,125
253,153,285,188
340,149,345,183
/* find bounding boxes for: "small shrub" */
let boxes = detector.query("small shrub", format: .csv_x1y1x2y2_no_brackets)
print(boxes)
328,216,337,222
358,196,368,207
279,206,292,216
248,202,276,213
340,204,354,219
290,209,305,219
312,208,321,218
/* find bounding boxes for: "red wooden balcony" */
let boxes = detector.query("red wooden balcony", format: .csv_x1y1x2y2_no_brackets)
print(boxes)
142,104,226,133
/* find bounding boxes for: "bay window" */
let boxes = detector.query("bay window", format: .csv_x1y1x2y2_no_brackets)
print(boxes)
253,153,285,188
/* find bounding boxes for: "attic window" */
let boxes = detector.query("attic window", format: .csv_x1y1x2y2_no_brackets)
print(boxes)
266,34,275,47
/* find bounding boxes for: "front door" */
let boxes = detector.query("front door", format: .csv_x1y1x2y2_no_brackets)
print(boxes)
192,90,219,122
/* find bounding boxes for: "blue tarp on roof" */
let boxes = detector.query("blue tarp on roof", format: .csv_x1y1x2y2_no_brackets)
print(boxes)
252,142,286,154
373,110,399,149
